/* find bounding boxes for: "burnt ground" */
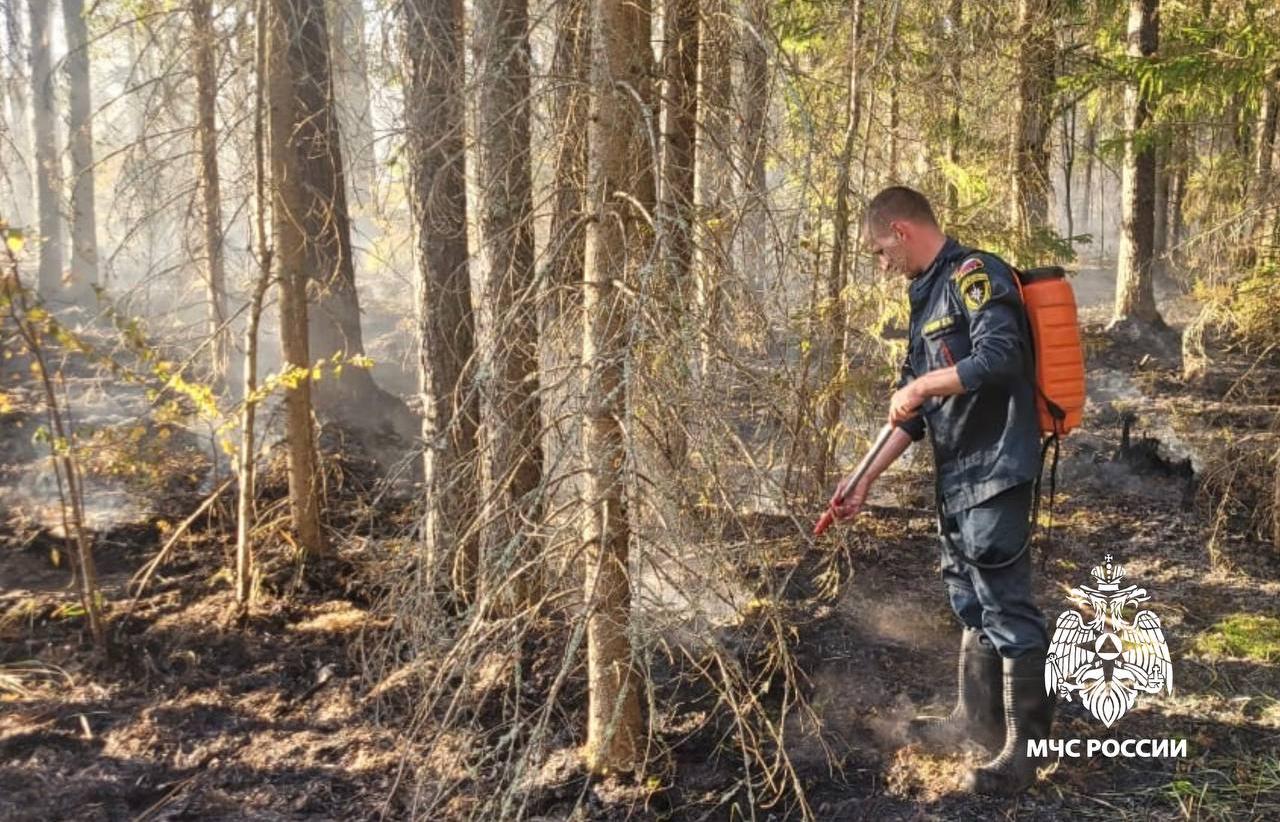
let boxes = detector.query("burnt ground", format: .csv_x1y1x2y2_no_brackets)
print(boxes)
3,280,1280,821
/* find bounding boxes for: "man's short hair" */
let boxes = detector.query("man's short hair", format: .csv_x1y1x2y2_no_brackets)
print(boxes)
864,186,938,236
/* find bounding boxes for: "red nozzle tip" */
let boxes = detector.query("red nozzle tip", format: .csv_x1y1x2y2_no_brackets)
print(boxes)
813,509,835,536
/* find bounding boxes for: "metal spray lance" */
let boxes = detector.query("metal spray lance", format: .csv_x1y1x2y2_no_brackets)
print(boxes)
813,423,897,536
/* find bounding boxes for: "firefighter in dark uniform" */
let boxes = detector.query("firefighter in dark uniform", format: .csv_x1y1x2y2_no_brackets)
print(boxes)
826,186,1055,795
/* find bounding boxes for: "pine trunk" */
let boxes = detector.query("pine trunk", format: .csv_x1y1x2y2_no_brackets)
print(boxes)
1112,0,1163,328
1274,444,1280,553
1010,0,1057,248
1169,137,1187,266
1082,111,1096,228
581,0,652,775
4,0,32,227
401,0,481,599
62,0,98,301
191,0,230,388
820,0,863,488
545,0,588,324
327,0,374,205
694,0,733,378
1153,143,1169,279
266,0,331,560
237,0,274,605
28,0,61,298
268,0,415,447
739,0,769,293
1250,70,1278,252
475,0,545,611
887,8,901,181
661,0,697,296
944,0,963,212
1061,104,1076,249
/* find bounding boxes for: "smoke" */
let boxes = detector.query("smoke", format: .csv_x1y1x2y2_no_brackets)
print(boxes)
0,462,147,536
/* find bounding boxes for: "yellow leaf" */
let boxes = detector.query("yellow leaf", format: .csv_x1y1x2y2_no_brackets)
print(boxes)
5,229,24,254
49,547,61,568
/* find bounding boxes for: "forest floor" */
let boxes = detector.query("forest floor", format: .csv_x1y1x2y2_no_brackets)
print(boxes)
3,267,1280,821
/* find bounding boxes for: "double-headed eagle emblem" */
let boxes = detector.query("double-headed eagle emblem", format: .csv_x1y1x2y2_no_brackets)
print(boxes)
1046,555,1173,727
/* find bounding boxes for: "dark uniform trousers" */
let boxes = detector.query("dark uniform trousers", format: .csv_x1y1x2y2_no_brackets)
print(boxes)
897,237,1050,660
938,480,1048,658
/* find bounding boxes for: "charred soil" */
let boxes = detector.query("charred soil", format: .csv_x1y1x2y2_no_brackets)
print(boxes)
3,314,1279,821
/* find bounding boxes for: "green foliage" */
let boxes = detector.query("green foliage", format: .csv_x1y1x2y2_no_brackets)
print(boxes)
1192,613,1280,662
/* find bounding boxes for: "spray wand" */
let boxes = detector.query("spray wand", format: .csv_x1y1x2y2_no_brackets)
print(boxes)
813,423,897,536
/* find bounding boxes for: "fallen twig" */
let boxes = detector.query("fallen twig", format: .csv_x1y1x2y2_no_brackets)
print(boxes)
126,477,235,610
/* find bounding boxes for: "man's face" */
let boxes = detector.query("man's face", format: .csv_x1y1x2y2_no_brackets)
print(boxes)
864,220,915,280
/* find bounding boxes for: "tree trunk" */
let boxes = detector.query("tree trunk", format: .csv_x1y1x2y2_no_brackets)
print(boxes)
661,0,697,299
327,0,374,206
237,0,274,605
581,0,651,775
1169,134,1187,268
820,0,864,488
191,0,230,389
654,0,699,479
401,0,480,599
887,8,901,181
27,0,61,298
542,0,589,544
1273,443,1280,554
545,0,588,325
1010,0,1057,247
4,0,32,228
61,0,98,301
1060,102,1076,249
1112,0,1163,328
694,0,733,377
944,0,963,213
1250,69,1278,252
474,0,545,612
267,0,330,560
738,0,768,294
1082,110,1096,230
268,0,415,448
1152,142,1169,279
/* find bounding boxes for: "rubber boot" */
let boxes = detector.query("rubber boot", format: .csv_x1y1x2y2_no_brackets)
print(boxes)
964,652,1056,796
906,628,1004,754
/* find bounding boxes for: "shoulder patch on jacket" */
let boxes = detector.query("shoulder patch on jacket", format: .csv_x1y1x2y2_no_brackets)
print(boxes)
952,257,984,280
959,270,991,311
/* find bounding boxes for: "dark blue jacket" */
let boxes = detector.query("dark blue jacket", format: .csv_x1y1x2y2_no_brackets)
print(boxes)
896,237,1041,512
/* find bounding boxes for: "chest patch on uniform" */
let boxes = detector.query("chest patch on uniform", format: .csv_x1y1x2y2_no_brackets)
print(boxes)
923,314,958,336
959,270,991,311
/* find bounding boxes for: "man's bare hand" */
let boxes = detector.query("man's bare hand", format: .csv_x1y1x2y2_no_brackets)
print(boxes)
829,476,870,521
889,382,924,425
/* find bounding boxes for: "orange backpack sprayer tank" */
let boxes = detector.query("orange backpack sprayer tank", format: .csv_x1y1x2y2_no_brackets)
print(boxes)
1013,266,1085,436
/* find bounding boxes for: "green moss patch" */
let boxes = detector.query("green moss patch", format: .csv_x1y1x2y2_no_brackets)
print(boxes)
1192,614,1280,663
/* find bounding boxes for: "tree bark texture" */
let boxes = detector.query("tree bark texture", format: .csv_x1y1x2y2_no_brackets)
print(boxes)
269,0,415,445
401,0,481,598
1112,0,1162,327
27,0,61,298
267,0,331,559
192,0,230,387
581,0,653,775
474,0,545,611
1010,0,1057,247
4,0,32,227
61,0,99,300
